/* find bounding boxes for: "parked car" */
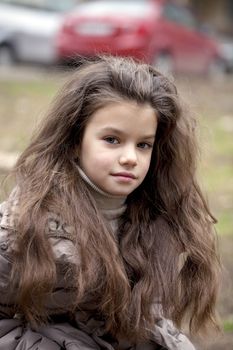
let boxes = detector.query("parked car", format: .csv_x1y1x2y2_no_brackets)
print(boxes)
218,37,233,73
0,27,16,65
56,0,224,75
0,0,79,65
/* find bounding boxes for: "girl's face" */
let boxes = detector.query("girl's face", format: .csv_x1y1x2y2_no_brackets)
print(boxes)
78,100,157,197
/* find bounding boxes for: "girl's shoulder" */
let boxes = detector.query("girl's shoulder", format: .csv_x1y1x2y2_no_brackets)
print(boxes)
0,187,72,236
0,189,75,262
152,215,176,241
0,199,16,256
152,215,185,264
0,186,19,230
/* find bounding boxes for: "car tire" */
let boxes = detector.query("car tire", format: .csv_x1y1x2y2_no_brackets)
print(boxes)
152,52,174,76
0,45,15,66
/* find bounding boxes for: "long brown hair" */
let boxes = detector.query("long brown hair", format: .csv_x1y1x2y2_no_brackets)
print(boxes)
8,56,220,341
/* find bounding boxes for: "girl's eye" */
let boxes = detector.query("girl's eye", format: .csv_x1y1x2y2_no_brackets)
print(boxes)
104,137,119,144
137,142,153,149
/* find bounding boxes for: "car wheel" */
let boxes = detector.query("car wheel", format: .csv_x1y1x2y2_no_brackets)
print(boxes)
0,45,15,66
152,52,174,76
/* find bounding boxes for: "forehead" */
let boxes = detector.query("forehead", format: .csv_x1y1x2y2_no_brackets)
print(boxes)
85,100,157,136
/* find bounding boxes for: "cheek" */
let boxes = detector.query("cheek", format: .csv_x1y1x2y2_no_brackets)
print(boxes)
141,154,153,173
137,157,152,186
90,152,113,168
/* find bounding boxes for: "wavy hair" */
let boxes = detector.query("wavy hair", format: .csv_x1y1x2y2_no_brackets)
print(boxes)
9,56,220,341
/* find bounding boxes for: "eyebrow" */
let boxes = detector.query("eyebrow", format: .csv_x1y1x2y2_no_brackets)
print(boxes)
99,127,155,140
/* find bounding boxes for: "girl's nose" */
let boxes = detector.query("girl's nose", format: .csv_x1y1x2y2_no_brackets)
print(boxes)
119,147,137,167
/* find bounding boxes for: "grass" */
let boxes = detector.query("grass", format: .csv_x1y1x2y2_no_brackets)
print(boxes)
200,118,233,235
0,71,63,152
200,116,233,236
223,319,233,333
178,76,233,237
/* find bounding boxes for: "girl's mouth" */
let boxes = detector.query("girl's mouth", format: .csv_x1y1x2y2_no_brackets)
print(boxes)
112,172,136,180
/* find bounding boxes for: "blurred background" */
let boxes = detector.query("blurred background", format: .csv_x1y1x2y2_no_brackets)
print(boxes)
0,0,232,349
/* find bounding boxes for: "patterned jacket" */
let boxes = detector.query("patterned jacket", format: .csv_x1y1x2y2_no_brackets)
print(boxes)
0,190,196,350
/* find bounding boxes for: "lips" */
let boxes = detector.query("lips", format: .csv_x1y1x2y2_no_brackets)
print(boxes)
112,172,136,179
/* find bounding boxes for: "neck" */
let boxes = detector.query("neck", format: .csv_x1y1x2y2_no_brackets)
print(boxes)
76,164,126,211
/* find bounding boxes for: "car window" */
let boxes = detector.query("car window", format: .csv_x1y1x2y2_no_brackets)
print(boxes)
163,4,197,29
0,0,79,12
77,0,153,17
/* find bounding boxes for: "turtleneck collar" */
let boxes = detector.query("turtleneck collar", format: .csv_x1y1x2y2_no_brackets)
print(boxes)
76,165,126,219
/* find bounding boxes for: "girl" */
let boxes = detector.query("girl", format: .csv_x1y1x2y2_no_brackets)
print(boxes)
0,56,220,350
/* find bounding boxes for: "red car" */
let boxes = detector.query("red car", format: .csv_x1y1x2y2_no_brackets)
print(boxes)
56,0,223,74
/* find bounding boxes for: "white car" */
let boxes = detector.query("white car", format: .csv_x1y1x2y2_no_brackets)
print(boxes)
0,0,78,65
219,38,233,73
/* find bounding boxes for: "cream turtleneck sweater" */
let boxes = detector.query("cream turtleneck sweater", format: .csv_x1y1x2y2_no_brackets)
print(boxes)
77,165,127,234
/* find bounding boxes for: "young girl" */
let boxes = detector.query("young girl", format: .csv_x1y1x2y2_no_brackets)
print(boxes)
0,56,220,350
